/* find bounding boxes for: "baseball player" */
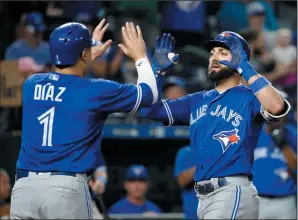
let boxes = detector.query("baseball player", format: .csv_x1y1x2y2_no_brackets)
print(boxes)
10,20,159,219
141,32,291,219
253,122,297,219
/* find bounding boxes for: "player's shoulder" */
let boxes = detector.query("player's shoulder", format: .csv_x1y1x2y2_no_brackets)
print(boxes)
88,78,120,88
230,85,255,99
24,73,49,85
187,90,207,101
88,78,131,93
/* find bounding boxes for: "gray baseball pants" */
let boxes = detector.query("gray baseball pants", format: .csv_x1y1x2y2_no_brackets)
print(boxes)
258,195,296,219
195,176,260,219
10,171,93,219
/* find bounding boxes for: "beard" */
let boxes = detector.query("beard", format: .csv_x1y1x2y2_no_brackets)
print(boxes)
208,67,235,82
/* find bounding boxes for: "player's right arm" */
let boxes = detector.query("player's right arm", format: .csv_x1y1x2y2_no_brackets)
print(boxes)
141,75,192,126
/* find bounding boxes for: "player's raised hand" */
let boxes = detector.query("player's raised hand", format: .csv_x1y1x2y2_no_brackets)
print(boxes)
152,33,179,75
90,19,113,60
217,36,253,77
118,22,147,62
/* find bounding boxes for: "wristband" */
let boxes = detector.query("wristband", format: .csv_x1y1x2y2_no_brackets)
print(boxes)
249,76,271,95
237,61,257,82
96,175,107,185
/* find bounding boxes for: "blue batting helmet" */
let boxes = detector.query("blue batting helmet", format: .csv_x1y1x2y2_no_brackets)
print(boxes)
204,31,251,61
49,22,101,65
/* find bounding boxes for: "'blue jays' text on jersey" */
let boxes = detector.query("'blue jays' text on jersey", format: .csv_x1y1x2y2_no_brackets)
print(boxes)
18,72,153,172
141,77,277,182
174,146,198,220
253,128,296,196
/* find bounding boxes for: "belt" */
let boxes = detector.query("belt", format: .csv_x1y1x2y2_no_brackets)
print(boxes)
16,169,77,181
194,177,228,195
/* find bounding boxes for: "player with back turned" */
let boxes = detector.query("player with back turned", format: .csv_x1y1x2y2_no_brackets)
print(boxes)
10,19,159,219
141,32,291,219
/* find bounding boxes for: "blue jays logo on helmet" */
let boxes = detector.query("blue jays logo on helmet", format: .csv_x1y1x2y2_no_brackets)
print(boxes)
213,129,240,153
204,31,251,61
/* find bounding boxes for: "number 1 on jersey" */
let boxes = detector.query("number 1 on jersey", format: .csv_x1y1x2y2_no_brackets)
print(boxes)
37,107,55,146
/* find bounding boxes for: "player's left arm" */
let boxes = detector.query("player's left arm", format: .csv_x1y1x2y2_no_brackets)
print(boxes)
219,41,291,122
246,75,290,120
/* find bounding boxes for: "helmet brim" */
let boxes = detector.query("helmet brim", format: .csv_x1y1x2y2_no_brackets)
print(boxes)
92,40,102,47
203,40,230,52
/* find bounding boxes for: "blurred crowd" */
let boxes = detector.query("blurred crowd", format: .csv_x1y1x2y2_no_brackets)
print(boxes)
0,0,297,132
0,1,297,219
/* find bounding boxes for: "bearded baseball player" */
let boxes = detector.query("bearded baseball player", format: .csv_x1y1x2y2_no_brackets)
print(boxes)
10,20,159,219
141,32,291,219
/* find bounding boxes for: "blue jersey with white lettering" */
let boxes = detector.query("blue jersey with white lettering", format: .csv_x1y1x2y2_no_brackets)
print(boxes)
253,128,296,196
17,72,153,172
174,146,198,220
141,77,273,182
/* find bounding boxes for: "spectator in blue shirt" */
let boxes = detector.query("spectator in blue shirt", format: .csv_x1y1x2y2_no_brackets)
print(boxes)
174,146,198,220
4,11,51,66
108,165,161,215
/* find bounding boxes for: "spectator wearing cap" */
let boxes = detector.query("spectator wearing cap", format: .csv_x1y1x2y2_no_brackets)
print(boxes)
4,11,51,67
217,0,278,33
163,76,187,100
246,1,277,53
108,165,161,215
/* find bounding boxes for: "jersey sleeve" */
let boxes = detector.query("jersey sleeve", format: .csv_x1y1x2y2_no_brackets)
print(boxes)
141,75,192,126
174,147,195,177
141,95,192,126
251,96,291,123
89,79,153,114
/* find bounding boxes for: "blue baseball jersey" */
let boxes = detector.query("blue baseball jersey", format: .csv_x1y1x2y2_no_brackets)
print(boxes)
108,198,161,214
142,76,276,182
17,72,153,172
253,128,296,196
174,146,198,220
